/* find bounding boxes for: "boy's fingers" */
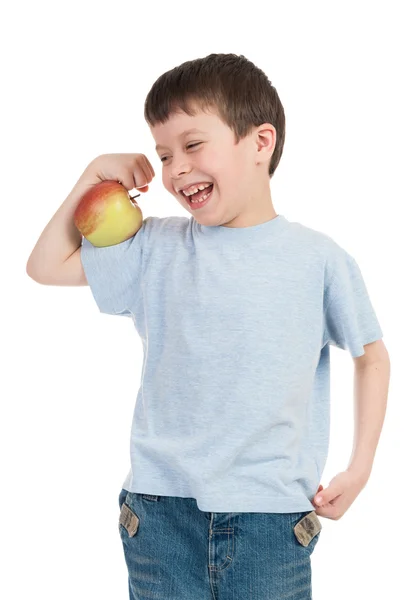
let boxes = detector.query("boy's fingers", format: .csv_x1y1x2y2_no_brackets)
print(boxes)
132,170,149,190
143,154,155,178
139,155,154,182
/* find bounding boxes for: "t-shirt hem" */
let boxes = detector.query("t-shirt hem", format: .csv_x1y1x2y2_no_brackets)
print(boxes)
122,485,316,513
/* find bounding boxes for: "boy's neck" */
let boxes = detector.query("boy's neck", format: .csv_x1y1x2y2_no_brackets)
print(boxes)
223,184,277,228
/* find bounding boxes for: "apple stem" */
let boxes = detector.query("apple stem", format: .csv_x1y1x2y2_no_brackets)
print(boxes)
130,194,141,200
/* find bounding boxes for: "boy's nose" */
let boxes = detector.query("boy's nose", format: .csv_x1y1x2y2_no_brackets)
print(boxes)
172,167,191,179
170,156,192,179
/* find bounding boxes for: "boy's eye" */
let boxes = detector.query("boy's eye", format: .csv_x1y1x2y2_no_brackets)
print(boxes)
160,142,201,163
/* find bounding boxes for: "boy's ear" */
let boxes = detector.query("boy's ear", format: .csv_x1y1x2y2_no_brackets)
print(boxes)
255,124,277,164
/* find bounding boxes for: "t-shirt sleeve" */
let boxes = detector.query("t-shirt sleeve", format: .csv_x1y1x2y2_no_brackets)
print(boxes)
80,218,149,317
323,246,383,358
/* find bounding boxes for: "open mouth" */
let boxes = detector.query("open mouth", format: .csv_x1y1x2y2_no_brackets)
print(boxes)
180,183,214,210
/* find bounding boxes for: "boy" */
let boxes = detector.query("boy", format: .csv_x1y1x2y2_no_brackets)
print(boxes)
27,53,390,599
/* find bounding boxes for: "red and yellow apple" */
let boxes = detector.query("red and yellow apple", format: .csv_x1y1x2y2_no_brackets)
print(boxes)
74,180,143,247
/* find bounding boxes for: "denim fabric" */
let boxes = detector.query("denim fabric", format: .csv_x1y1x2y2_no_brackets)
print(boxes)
118,488,321,600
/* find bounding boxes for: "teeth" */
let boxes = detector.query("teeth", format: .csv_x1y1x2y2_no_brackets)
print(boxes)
190,189,213,203
183,183,212,196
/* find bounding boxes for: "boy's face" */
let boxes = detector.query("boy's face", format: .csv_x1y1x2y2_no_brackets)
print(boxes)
150,103,275,228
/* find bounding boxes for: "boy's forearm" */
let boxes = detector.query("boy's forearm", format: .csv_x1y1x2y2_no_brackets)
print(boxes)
26,179,92,279
347,357,391,482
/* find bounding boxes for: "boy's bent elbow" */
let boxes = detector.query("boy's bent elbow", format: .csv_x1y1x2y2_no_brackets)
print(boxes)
26,247,89,286
26,272,52,286
26,262,47,284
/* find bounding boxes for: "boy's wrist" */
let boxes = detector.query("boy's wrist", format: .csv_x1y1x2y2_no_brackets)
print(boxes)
346,462,372,485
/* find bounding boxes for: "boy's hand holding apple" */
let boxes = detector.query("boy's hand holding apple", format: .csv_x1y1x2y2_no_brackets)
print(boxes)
74,153,155,247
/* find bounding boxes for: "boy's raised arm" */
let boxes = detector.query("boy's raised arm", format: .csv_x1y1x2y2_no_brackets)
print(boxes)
26,161,98,284
26,154,154,286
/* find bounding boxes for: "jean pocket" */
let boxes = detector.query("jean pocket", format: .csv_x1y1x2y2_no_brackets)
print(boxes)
119,498,140,538
292,510,322,547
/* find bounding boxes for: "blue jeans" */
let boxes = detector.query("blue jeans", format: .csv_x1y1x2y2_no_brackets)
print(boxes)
118,488,321,600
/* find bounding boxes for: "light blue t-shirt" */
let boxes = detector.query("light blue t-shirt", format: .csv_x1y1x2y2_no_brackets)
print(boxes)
80,214,383,513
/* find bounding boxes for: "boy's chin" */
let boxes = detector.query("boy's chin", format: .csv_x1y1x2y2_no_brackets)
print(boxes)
182,201,222,226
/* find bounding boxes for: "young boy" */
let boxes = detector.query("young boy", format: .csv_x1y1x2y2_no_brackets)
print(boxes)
27,53,390,599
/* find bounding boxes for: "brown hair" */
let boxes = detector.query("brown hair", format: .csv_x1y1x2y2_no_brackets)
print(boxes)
144,53,286,178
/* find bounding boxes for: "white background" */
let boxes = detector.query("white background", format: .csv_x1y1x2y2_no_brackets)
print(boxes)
2,0,410,598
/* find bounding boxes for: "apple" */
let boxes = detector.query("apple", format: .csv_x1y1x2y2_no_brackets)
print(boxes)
74,180,143,247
